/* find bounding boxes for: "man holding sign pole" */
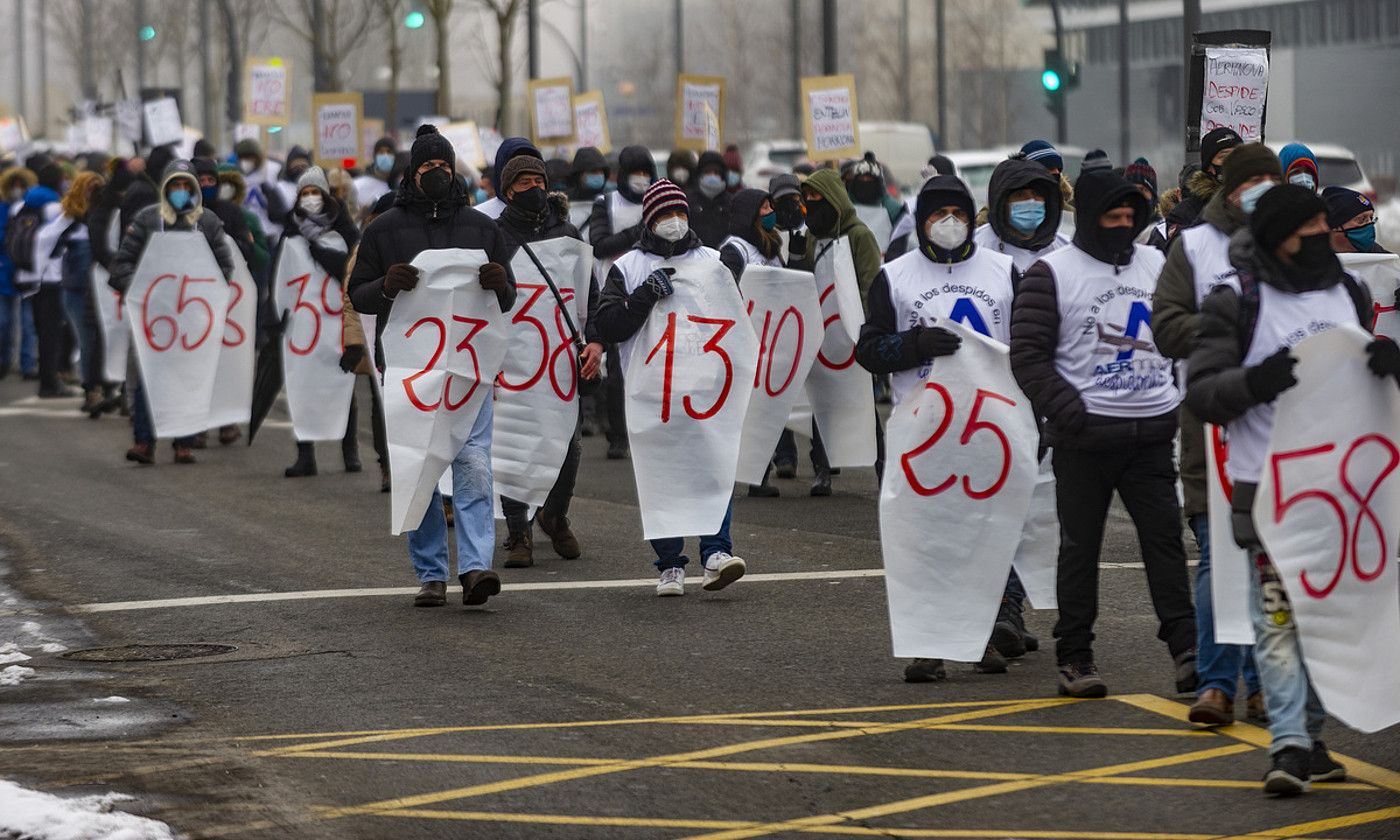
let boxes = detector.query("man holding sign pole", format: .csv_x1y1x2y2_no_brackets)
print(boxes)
348,125,516,610
1186,185,1386,796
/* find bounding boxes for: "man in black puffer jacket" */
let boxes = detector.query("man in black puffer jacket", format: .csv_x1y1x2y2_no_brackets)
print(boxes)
347,124,516,612
1010,170,1197,700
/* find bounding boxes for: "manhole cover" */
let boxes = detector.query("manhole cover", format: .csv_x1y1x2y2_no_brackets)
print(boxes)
61,644,238,662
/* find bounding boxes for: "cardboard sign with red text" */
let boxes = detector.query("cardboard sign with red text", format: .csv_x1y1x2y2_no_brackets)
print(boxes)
274,236,355,441
125,232,230,437
624,260,758,539
383,250,509,535
1255,326,1400,733
880,320,1039,662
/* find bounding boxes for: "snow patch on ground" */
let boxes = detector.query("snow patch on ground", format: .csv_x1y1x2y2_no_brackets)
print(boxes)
1,664,37,685
0,779,177,840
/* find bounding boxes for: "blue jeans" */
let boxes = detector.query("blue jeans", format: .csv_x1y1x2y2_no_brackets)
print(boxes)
130,372,196,449
61,287,100,388
0,294,38,374
408,399,495,583
649,501,734,571
1190,514,1261,697
1248,550,1324,754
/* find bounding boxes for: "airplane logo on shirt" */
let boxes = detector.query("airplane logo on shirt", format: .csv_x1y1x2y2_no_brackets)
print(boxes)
1094,322,1156,355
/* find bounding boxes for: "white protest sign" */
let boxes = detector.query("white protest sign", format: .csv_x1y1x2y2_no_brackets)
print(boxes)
245,59,291,126
207,236,257,427
1206,424,1255,644
493,237,593,508
143,98,184,148
125,232,230,438
177,127,202,162
440,121,487,171
115,101,143,143
801,74,860,161
92,215,128,384
703,103,720,155
675,75,724,152
1254,325,1400,733
0,116,28,152
274,236,355,441
1011,453,1059,610
855,204,894,255
83,117,114,153
807,237,878,468
528,77,575,143
233,123,262,144
1341,252,1400,341
383,249,509,535
572,91,611,154
735,266,823,485
624,260,758,539
881,320,1039,661
1202,47,1269,144
312,93,362,168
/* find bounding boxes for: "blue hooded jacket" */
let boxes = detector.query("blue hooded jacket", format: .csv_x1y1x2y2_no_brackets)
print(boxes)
492,137,542,189
1,185,61,294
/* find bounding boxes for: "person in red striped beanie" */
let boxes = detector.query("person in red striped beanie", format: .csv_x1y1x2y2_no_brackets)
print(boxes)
593,179,749,598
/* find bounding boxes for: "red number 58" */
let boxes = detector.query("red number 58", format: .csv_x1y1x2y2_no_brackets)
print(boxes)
901,384,1017,500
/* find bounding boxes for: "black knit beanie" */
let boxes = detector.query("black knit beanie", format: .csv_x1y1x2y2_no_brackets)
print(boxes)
410,124,455,173
1220,143,1282,199
1250,184,1327,254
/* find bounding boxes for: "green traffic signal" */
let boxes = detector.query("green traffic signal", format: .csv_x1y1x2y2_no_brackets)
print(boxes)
139,25,156,42
404,10,425,29
1041,68,1062,92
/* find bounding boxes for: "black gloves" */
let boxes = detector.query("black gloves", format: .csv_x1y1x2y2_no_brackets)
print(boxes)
915,325,961,359
644,267,676,299
383,263,419,297
478,262,509,292
339,345,366,374
1366,338,1400,384
1245,347,1299,403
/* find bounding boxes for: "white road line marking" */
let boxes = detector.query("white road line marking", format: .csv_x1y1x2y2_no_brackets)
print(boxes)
55,559,1176,615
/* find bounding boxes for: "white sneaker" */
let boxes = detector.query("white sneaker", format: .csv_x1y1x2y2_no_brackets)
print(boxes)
656,567,686,597
702,552,746,591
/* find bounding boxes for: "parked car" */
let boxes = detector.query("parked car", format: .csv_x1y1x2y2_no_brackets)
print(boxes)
743,139,808,187
1267,141,1375,200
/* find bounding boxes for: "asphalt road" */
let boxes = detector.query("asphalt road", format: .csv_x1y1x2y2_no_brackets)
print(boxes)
1,375,1398,840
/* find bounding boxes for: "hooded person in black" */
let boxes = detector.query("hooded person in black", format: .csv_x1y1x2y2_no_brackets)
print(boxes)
346,124,516,612
569,146,609,207
193,157,254,267
1010,170,1196,700
718,188,782,283
975,158,1067,272
118,143,176,233
1175,127,1243,230
686,150,732,249
666,149,697,189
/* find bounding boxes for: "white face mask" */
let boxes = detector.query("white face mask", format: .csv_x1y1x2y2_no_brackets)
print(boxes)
299,195,325,215
926,215,968,250
1288,172,1316,191
669,167,690,183
627,174,652,195
239,158,257,175
217,183,236,202
653,216,688,242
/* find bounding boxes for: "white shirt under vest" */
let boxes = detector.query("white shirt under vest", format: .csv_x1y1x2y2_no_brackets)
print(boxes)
973,223,1069,274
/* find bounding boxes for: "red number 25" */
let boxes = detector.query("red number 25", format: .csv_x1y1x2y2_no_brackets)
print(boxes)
901,384,1017,500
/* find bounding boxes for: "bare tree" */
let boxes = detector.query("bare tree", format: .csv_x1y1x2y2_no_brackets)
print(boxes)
458,0,525,130
271,0,377,91
425,0,457,117
371,0,409,132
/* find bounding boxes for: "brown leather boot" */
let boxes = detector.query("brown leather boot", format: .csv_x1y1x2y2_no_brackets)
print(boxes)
1188,688,1234,726
503,533,534,568
537,514,581,560
414,581,447,607
461,570,501,606
1246,691,1269,723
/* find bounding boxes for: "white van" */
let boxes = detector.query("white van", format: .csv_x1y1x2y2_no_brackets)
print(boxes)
858,122,937,194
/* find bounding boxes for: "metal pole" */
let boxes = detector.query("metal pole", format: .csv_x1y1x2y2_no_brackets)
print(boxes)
38,0,47,136
79,0,95,100
900,0,910,122
14,0,25,127
1184,0,1200,160
200,0,213,137
579,0,588,90
1049,0,1066,145
791,0,801,137
135,0,146,94
1118,0,1129,163
822,0,837,75
311,0,327,90
528,0,539,80
935,0,946,147
674,0,683,75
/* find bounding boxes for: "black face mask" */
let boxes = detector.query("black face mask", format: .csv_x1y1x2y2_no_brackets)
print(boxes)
287,164,308,182
849,178,882,205
775,198,805,231
511,186,547,214
1097,225,1137,260
806,200,839,236
419,167,453,201
1292,233,1337,274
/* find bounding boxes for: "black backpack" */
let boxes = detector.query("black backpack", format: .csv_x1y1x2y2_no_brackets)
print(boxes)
4,203,44,273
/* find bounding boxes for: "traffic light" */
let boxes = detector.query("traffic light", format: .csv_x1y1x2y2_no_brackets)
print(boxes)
404,10,425,29
1042,48,1080,109
139,25,157,42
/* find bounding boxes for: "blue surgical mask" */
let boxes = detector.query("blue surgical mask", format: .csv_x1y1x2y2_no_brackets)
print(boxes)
759,211,777,231
1345,223,1377,251
375,152,395,172
1288,172,1316,191
726,170,741,188
472,188,488,205
1238,181,1274,215
168,188,191,210
201,185,218,204
1008,199,1046,234
698,173,725,198
583,172,606,191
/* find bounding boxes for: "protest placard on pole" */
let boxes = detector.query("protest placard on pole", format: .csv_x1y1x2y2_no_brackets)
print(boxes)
527,77,576,146
245,58,292,126
143,97,184,148
311,93,363,169
800,74,860,162
1200,46,1269,143
572,90,611,154
440,121,487,171
674,74,724,152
